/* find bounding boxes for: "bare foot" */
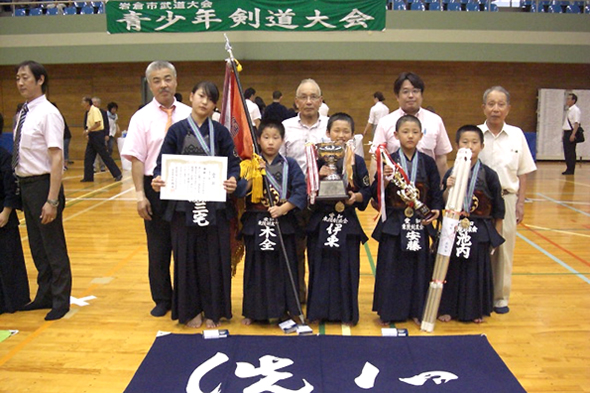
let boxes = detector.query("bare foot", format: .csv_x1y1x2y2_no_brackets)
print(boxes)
438,314,452,322
205,318,220,328
473,318,483,324
242,318,252,326
412,318,421,326
309,320,320,325
378,319,390,327
342,321,355,327
187,313,203,328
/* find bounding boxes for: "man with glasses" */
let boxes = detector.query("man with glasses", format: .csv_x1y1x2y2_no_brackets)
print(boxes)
478,86,536,315
369,72,452,179
280,78,329,303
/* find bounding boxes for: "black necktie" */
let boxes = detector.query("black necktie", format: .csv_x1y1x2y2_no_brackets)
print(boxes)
12,103,29,170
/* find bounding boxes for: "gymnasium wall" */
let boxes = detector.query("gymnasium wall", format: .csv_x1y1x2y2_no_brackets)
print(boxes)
1,12,589,160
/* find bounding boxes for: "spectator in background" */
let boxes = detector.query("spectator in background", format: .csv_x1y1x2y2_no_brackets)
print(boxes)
80,96,122,182
244,87,261,128
255,96,266,118
174,92,183,103
107,102,119,158
562,92,581,175
319,99,329,117
363,91,389,139
263,90,293,123
51,102,72,170
91,97,109,172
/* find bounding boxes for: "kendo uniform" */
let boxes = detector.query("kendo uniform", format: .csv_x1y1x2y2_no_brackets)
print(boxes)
153,118,241,325
372,150,443,323
0,147,30,313
238,155,307,322
306,154,372,325
439,162,505,321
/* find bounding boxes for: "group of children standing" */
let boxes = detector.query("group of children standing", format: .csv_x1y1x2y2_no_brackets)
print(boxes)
147,81,505,329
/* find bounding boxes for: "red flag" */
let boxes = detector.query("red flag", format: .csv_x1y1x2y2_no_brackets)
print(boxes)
221,61,253,160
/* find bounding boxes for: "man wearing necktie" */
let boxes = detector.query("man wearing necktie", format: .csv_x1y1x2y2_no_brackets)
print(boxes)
121,61,191,317
13,60,72,321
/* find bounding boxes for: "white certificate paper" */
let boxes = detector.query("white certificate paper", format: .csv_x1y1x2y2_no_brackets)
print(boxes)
160,154,228,202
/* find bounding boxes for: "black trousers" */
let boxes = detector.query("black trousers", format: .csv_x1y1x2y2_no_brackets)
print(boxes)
563,130,577,173
144,176,173,306
20,175,72,312
83,132,122,180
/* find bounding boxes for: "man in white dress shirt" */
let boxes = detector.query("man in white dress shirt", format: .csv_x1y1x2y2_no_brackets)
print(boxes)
121,61,192,317
370,72,452,179
14,60,72,321
562,92,581,175
478,86,537,314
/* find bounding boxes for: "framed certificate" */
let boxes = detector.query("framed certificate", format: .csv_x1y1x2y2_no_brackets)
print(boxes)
159,154,228,202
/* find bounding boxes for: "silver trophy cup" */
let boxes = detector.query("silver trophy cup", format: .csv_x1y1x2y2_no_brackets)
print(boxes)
316,142,348,201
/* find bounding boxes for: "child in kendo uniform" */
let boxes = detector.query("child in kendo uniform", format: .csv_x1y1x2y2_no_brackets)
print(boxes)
0,135,30,314
438,125,505,324
237,120,307,325
306,112,372,326
372,114,443,326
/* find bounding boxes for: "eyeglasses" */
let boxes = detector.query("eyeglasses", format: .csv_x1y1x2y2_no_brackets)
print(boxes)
400,88,421,96
296,95,321,102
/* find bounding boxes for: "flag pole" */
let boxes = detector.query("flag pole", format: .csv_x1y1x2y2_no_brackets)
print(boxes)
224,35,307,326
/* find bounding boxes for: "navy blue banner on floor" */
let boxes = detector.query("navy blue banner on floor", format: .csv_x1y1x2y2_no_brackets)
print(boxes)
124,334,526,393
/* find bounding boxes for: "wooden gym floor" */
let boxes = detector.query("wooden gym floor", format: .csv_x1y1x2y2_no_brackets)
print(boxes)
0,160,588,393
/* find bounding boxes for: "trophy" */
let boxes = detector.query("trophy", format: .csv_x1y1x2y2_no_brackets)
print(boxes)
316,142,348,202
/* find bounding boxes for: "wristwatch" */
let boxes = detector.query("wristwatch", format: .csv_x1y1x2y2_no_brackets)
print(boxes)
47,199,59,207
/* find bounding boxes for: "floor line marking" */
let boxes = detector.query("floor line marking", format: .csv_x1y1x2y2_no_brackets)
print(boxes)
522,224,590,268
536,193,590,217
516,231,590,284
525,224,590,238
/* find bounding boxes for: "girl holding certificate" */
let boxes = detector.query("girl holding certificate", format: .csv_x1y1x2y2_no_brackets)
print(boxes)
152,81,241,329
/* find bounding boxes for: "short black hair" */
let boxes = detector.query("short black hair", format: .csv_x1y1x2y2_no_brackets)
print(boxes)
244,87,256,99
107,102,119,112
16,60,49,94
327,112,355,133
395,114,422,132
568,93,578,103
272,90,282,100
455,125,484,144
82,96,93,105
373,91,385,101
257,119,285,139
191,81,219,104
393,72,425,96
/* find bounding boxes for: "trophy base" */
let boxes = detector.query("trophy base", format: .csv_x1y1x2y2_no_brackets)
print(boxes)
316,180,348,201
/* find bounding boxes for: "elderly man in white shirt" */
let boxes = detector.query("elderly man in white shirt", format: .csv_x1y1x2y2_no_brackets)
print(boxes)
478,86,537,315
121,61,192,317
369,72,452,180
280,78,329,303
562,92,582,175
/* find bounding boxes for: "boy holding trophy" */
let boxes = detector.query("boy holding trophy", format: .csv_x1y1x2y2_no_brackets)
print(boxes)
305,113,372,326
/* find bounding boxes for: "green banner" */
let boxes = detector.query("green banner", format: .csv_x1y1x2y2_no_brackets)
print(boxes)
106,0,385,34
